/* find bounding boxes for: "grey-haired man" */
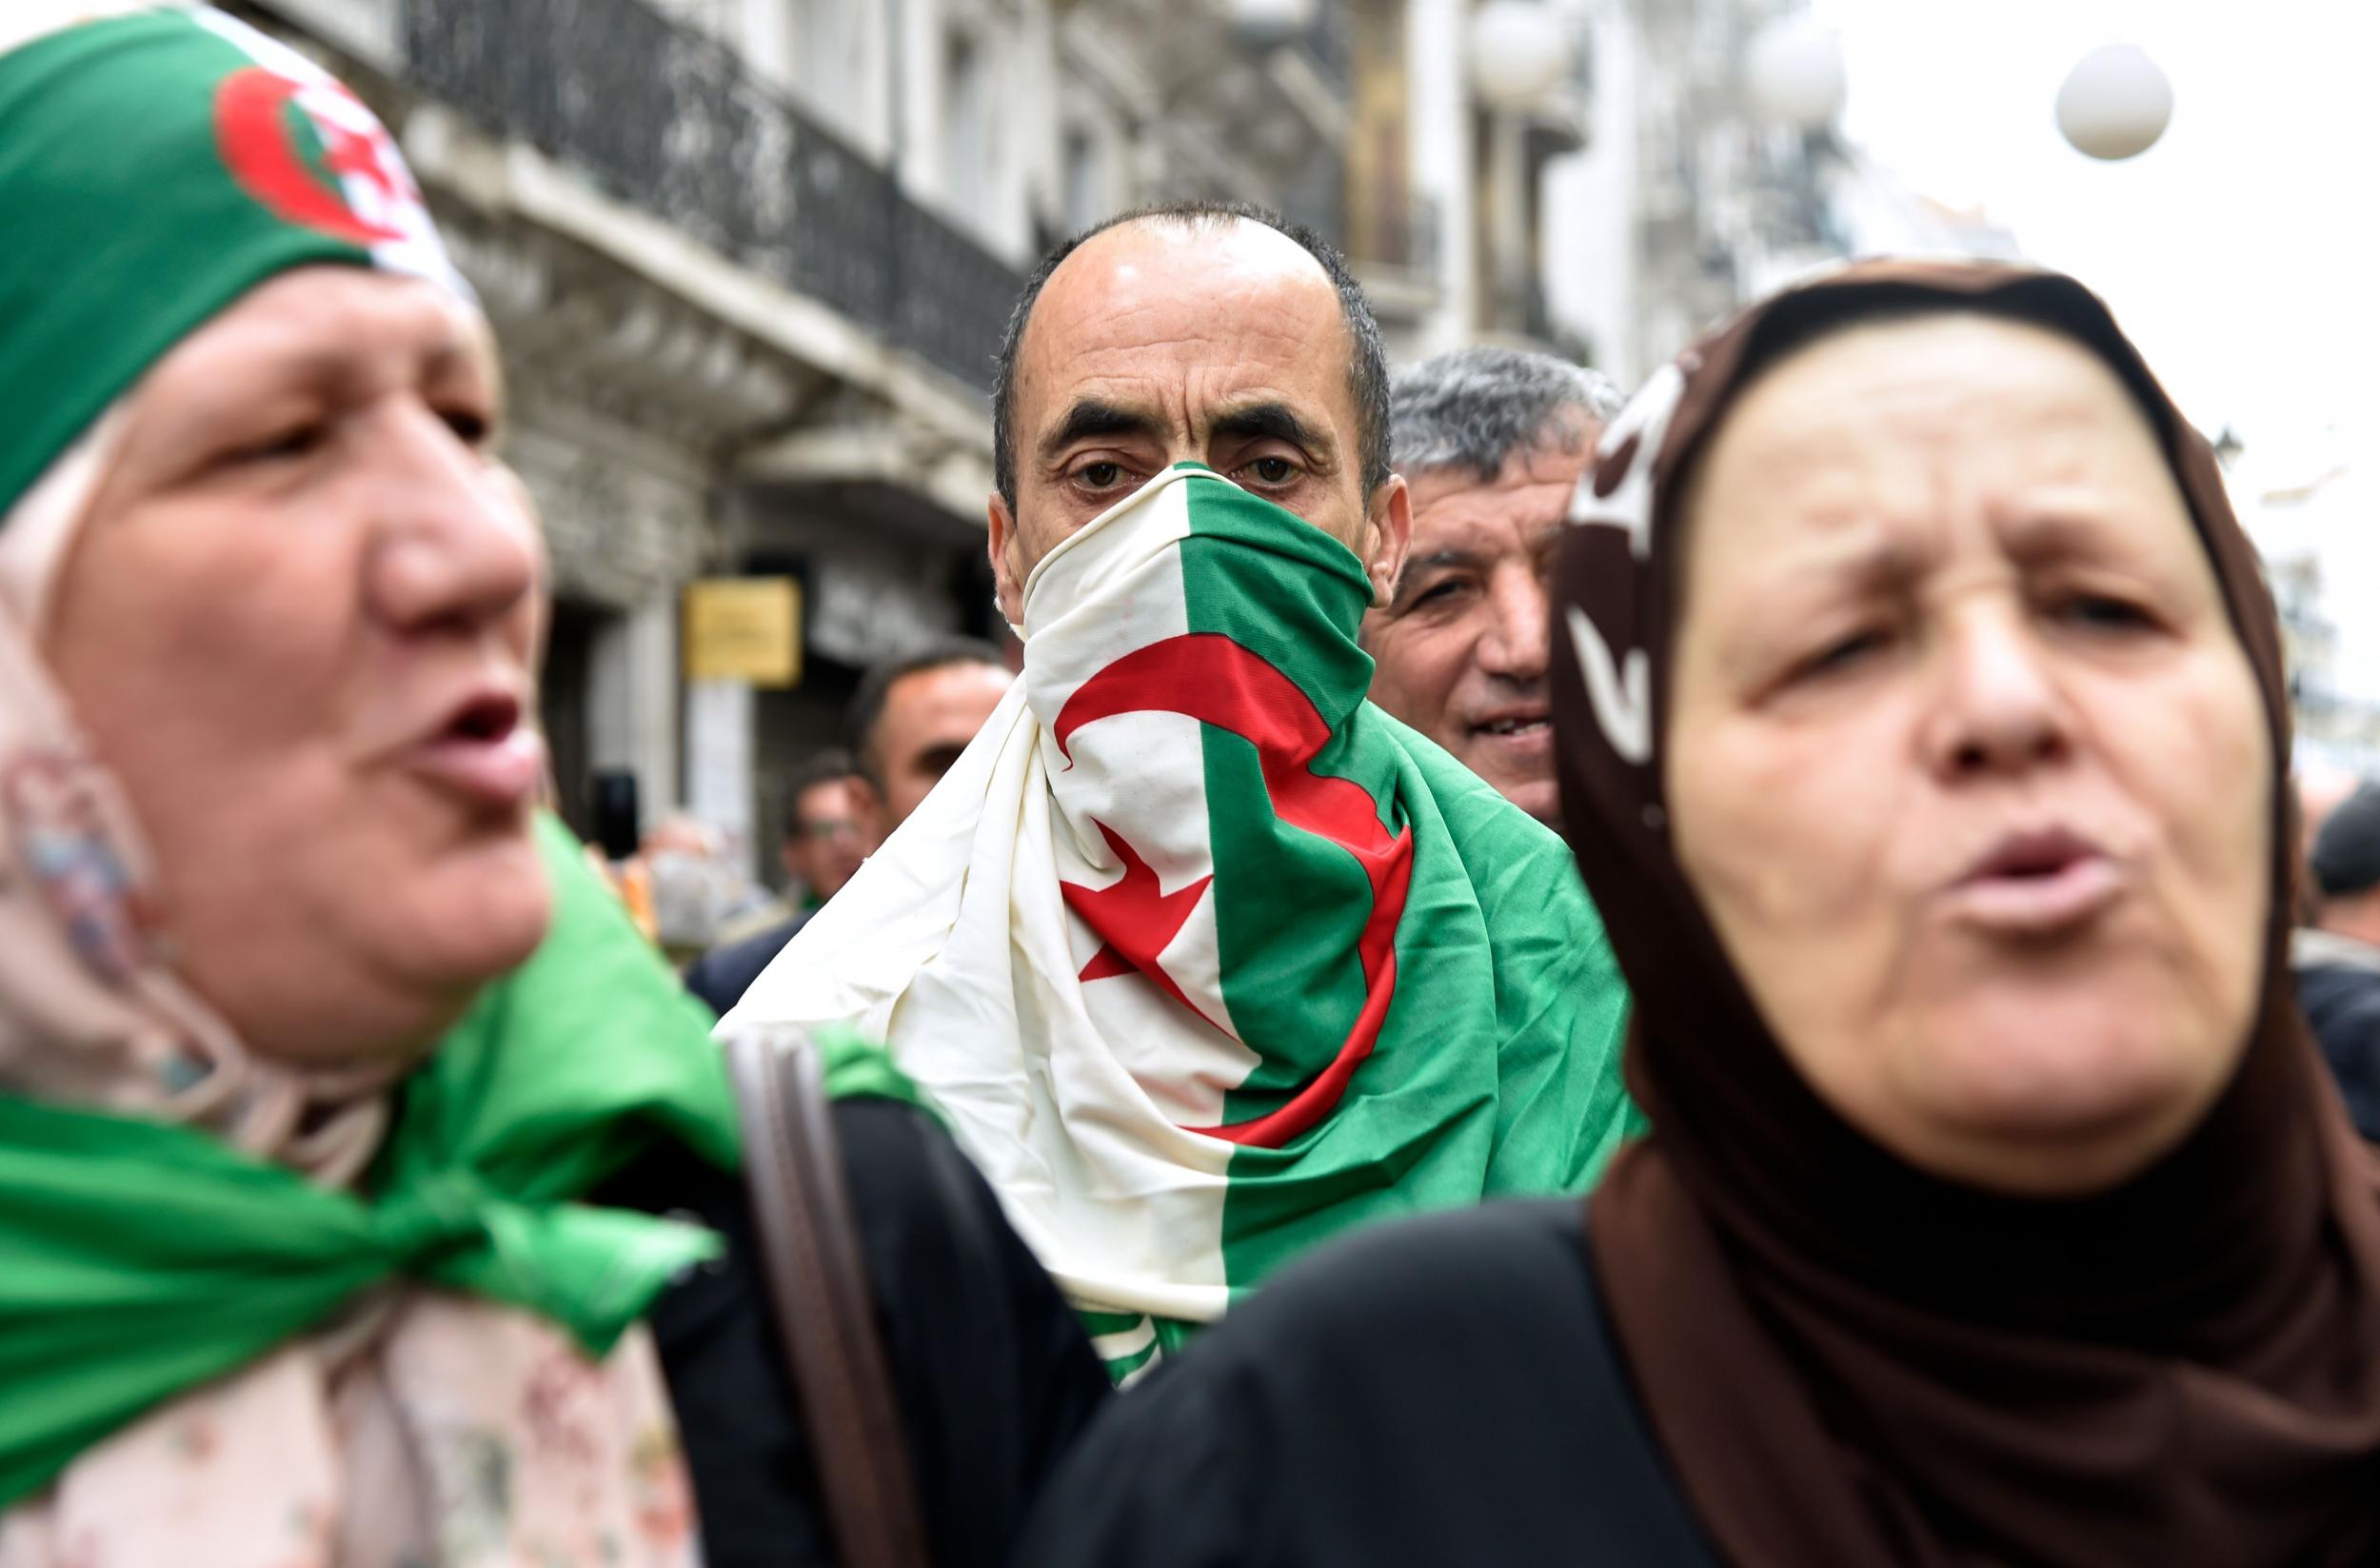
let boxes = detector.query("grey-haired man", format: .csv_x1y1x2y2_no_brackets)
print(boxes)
1363,347,1623,824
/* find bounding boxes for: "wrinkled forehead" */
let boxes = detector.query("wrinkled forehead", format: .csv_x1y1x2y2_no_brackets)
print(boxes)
140,266,494,394
793,777,861,819
886,661,1011,730
1555,268,2286,762
1017,219,1351,419
1670,311,2195,594
1408,449,1593,564
1413,437,1597,512
1693,315,2167,510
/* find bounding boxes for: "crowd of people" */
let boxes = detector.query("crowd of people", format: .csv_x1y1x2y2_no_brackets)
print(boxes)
10,6,2380,1567
684,643,1013,1016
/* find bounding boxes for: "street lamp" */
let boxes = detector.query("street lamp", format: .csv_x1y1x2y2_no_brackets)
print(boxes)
1746,15,1847,131
1469,0,1572,113
2055,44,2172,162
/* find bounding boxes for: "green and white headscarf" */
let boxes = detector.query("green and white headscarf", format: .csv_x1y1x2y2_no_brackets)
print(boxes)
0,2,479,1161
0,2,466,518
0,10,753,1561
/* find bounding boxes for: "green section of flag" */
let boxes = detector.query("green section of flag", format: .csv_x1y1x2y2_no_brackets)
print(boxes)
0,10,373,514
1080,1309,1201,1384
1171,472,1641,1294
1184,480,1378,1100
0,814,742,1507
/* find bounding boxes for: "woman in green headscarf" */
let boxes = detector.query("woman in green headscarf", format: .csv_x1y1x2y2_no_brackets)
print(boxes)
0,7,1103,1564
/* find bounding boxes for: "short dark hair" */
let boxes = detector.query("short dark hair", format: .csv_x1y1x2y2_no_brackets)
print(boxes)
2314,782,2380,900
782,749,863,842
1390,346,1625,483
843,638,1008,786
991,198,1390,511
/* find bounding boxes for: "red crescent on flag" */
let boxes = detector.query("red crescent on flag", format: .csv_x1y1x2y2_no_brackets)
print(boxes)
213,67,403,248
1054,632,1414,1149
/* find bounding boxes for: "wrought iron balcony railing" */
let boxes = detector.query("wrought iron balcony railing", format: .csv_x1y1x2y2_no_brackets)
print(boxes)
405,0,1024,396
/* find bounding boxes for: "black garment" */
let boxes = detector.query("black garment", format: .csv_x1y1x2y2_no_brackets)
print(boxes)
2296,935,2380,1141
684,910,812,1017
1016,1200,1718,1568
598,1095,1109,1568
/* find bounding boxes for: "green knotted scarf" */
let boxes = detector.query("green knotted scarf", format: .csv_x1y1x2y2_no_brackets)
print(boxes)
0,813,740,1508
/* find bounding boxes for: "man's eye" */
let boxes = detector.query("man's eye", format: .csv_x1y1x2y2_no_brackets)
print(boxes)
1077,461,1125,489
1246,456,1298,486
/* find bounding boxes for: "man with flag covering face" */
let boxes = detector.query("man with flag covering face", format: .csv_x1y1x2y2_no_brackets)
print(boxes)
726,200,1641,1379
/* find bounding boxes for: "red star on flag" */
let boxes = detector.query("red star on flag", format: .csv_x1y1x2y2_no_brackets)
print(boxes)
1062,821,1220,1029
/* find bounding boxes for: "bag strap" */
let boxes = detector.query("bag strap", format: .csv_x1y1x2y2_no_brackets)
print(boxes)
724,1028,933,1568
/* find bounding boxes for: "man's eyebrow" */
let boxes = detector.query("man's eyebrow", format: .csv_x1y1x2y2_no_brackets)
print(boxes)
1404,547,1482,574
1210,402,1326,453
1039,398,1161,462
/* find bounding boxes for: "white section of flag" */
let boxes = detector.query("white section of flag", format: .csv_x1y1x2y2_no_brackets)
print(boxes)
726,468,1261,1324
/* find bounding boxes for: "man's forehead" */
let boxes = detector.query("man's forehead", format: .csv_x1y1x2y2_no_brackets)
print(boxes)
1019,219,1344,403
797,778,857,814
889,662,1010,716
1403,509,1562,571
1409,443,1595,529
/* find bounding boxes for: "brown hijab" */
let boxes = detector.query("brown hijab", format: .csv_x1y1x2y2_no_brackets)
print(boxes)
1551,260,2380,1568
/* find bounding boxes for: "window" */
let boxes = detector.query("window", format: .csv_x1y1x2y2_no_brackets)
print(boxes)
942,28,995,233
1061,125,1106,235
791,0,856,132
651,0,738,47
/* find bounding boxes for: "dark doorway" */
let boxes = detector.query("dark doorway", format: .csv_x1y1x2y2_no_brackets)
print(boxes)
541,598,606,842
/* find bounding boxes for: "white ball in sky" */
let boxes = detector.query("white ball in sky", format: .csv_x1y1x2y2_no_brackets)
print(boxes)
2055,44,2173,161
1746,16,1848,130
1469,0,1572,111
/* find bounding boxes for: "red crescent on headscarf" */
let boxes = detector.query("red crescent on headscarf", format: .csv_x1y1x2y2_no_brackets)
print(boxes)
212,67,402,248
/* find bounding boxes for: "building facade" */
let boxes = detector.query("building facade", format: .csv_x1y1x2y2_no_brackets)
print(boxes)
237,0,1336,872
242,0,1603,876
2235,458,2380,771
1538,0,2020,388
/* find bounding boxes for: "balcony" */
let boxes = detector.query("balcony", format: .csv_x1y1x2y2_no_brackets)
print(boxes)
404,0,1024,396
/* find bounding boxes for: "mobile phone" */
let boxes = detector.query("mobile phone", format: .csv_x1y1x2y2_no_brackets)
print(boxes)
589,768,641,861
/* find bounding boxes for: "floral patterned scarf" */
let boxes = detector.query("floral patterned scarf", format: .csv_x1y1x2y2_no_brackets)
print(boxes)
0,8,734,1564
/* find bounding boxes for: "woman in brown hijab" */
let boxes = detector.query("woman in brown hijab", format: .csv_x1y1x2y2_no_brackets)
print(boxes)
1014,261,2380,1568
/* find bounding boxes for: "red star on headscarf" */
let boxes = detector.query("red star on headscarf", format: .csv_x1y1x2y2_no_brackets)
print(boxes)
319,117,403,207
1061,821,1220,1028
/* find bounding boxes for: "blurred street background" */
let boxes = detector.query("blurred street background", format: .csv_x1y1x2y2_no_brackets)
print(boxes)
232,0,2380,882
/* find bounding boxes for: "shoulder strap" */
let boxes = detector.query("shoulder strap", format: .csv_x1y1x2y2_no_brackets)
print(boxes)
724,1028,933,1568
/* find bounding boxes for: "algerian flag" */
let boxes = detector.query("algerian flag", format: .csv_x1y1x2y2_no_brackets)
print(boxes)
727,465,1638,1379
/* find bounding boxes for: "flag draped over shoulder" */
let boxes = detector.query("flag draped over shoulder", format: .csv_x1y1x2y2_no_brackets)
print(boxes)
728,465,1638,1377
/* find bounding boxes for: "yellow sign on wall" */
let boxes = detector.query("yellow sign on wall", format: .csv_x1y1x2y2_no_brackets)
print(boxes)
684,577,802,687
